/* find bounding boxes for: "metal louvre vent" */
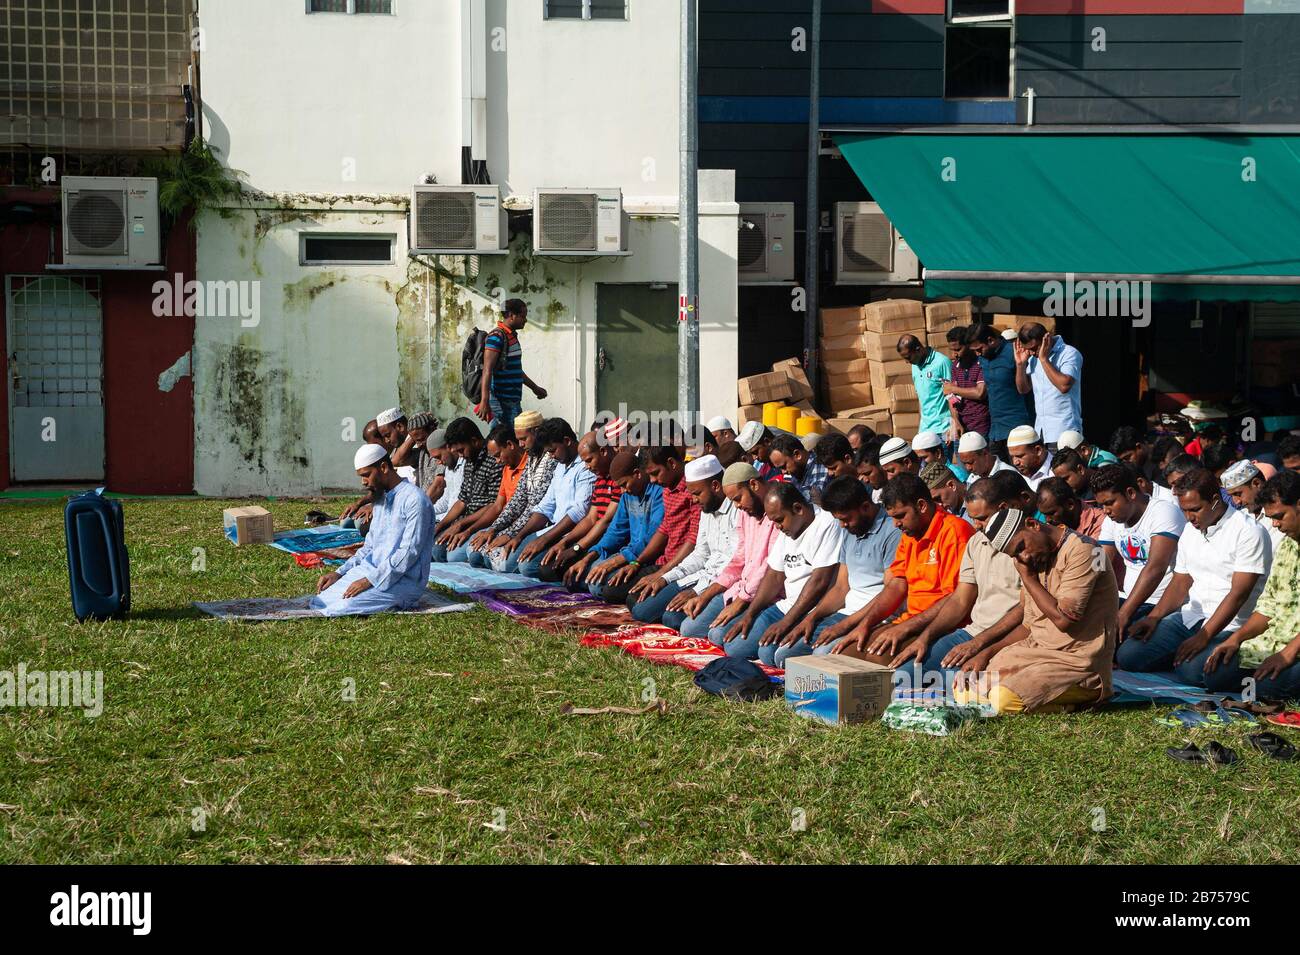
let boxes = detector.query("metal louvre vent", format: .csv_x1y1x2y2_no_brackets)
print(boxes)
538,193,598,251
842,213,893,273
737,215,768,273
415,192,476,250
66,190,127,255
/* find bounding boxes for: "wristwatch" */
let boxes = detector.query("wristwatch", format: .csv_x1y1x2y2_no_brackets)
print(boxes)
572,543,583,552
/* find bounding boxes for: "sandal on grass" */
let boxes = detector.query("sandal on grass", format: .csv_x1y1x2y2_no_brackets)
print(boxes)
1222,699,1284,716
1165,741,1239,765
1265,712,1300,729
1247,732,1298,761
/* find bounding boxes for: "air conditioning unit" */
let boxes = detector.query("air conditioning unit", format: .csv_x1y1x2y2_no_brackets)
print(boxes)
834,201,920,285
61,176,160,268
410,184,507,254
737,202,795,284
533,188,626,254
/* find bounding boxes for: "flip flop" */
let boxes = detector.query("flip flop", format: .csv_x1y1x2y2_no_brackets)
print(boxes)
1247,732,1298,761
1265,712,1300,729
1156,707,1215,728
1222,699,1284,716
1165,741,1239,765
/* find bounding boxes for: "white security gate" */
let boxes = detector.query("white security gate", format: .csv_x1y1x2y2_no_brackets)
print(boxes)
5,276,105,481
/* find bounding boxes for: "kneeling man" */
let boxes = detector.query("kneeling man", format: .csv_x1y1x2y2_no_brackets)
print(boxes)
312,444,435,616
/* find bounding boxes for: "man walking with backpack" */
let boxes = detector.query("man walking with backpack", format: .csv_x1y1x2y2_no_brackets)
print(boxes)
473,299,547,431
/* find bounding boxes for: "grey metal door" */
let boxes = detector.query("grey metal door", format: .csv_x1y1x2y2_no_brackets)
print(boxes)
6,275,105,481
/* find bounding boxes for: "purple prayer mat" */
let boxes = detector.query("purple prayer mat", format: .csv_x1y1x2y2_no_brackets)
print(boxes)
466,586,605,616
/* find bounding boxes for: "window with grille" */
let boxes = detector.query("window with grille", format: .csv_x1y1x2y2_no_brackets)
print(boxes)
300,234,395,266
945,1,1013,100
0,0,192,151
545,1,627,20
308,1,394,14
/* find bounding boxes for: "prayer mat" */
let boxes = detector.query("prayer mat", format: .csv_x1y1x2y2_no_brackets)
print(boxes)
580,625,784,680
516,605,635,634
427,563,543,594
1110,670,1237,706
266,525,364,554
292,544,362,569
882,700,986,736
195,589,471,621
466,586,603,616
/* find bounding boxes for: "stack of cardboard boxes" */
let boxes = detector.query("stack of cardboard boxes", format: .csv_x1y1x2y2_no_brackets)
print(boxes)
736,358,823,431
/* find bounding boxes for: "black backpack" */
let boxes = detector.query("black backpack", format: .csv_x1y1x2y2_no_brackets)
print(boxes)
461,328,489,401
693,657,781,702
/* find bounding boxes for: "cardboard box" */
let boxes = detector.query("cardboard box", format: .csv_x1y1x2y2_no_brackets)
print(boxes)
821,332,865,362
870,359,913,395
892,412,922,437
738,371,792,406
776,361,814,401
785,656,896,725
223,506,274,546
862,299,925,335
837,403,891,420
824,357,871,380
829,382,874,412
737,404,764,427
888,382,920,413
991,314,1056,335
861,330,903,362
924,299,973,332
927,331,954,350
820,306,868,338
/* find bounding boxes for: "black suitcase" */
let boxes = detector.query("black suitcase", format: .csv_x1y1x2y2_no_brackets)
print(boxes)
65,489,131,621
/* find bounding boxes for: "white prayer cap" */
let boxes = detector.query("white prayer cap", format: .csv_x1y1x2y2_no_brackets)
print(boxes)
912,431,942,452
684,454,723,483
706,416,734,433
737,420,765,452
958,432,988,453
1057,429,1085,450
376,407,405,426
1001,328,1018,340
354,443,388,470
1007,424,1041,448
1221,460,1261,490
879,436,912,466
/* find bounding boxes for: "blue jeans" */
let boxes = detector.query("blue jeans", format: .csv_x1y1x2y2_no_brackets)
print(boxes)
468,530,542,574
1116,614,1202,673
1119,600,1156,639
918,628,974,673
489,395,521,432
758,612,849,669
629,581,682,625
1174,632,1300,699
709,604,785,662
663,592,726,639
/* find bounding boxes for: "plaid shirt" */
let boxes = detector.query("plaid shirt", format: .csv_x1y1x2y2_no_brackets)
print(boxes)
457,445,502,513
795,457,829,502
657,478,700,567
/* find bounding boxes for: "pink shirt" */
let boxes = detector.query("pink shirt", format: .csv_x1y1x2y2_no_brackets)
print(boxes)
714,509,782,603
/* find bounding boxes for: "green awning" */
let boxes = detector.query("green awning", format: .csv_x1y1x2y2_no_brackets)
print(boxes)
834,132,1300,303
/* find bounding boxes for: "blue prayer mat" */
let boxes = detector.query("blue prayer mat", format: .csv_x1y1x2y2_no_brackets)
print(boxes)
427,563,542,593
264,525,364,554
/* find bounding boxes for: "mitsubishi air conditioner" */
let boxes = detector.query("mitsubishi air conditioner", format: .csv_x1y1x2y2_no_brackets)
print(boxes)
533,188,627,254
61,176,161,268
738,202,795,284
834,201,920,285
410,184,507,254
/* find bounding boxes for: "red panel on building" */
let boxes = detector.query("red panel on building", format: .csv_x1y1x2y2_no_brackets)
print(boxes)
0,190,195,493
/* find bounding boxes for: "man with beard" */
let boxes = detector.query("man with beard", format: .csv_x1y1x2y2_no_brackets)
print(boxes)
954,508,1117,713
430,417,503,562
769,432,829,504
968,323,1029,462
470,411,561,572
774,476,902,668
957,431,1015,486
1036,476,1106,541
942,325,990,444
567,450,665,602
340,417,385,529
311,444,435,616
921,462,970,524
830,473,975,662
625,444,701,605
533,428,621,585
692,463,783,641
629,455,739,626
1007,425,1055,492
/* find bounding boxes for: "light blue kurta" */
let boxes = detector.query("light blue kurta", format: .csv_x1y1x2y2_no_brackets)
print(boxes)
310,479,435,617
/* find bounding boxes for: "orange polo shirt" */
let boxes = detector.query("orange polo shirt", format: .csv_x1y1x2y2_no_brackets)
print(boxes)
888,506,976,620
498,454,527,502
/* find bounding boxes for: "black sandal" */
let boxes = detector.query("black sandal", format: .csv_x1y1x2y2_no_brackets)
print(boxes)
1247,732,1298,761
1165,741,1239,765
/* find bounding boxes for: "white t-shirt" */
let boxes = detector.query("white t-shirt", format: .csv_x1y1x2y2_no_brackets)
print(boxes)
1174,505,1270,630
1256,508,1285,557
432,457,464,521
1149,482,1176,504
767,507,847,615
1099,497,1186,604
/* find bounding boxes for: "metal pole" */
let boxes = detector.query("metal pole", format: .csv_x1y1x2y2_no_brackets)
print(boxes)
803,0,821,396
678,0,700,429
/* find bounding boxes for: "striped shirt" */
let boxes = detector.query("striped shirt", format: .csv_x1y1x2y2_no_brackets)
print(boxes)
592,476,622,518
457,446,503,513
485,322,524,404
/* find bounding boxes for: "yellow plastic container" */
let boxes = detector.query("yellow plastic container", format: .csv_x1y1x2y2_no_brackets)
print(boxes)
762,402,786,427
796,415,822,437
777,406,801,433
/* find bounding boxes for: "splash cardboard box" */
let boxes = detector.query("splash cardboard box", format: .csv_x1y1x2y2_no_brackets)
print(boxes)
785,656,895,725
223,506,274,546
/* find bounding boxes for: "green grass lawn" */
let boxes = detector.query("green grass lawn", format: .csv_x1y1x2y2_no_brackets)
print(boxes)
1,497,1298,864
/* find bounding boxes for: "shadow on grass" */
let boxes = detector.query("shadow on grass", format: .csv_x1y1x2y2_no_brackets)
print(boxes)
125,607,208,622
